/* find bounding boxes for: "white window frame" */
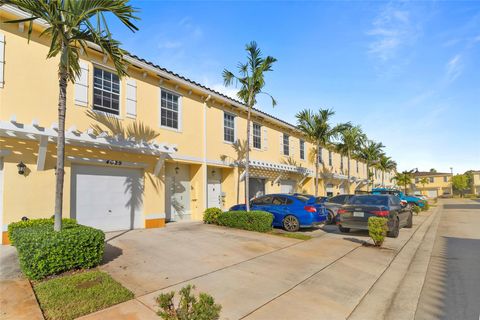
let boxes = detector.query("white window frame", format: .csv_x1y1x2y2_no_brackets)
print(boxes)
283,133,290,156
300,140,305,160
328,150,333,166
252,122,262,150
429,177,434,183
92,66,121,116
160,88,182,132
223,112,236,144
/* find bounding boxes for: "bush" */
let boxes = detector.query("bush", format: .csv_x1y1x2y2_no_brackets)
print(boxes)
422,202,430,211
203,208,222,225
8,218,105,280
368,217,388,247
217,211,273,233
412,205,421,215
157,284,221,320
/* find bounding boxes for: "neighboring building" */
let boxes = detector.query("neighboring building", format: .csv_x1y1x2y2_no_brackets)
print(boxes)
470,171,480,195
412,171,453,198
0,6,395,242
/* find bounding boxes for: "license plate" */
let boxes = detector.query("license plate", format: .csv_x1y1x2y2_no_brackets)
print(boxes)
353,212,364,217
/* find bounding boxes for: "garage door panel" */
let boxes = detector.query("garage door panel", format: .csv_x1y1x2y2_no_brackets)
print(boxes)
71,165,143,232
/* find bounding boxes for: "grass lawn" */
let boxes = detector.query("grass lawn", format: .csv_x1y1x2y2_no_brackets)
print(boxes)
33,270,133,320
268,230,312,240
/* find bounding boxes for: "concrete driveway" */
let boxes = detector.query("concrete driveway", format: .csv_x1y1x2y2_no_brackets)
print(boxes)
81,209,435,320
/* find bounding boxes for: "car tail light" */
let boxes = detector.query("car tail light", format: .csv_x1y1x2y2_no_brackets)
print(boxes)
372,210,389,217
337,209,348,214
304,206,317,213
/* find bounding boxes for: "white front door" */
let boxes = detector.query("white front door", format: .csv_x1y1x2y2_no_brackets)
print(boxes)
207,180,222,209
71,165,143,232
165,163,191,221
427,189,438,198
280,180,296,194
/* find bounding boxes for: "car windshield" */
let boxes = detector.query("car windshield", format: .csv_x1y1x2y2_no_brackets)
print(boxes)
349,196,388,206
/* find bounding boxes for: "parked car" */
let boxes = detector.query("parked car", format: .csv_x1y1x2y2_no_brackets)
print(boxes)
371,188,426,208
336,194,413,238
322,194,356,225
229,193,328,232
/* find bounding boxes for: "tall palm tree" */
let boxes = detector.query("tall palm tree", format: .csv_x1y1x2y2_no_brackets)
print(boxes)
358,140,385,191
5,0,139,231
376,155,397,187
223,42,276,211
336,125,365,193
296,109,348,196
419,177,429,189
220,139,249,204
391,171,414,194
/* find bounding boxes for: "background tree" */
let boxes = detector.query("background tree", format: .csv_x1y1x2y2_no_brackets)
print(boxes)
5,0,139,231
376,155,397,187
296,109,347,196
452,174,469,197
223,42,276,211
429,168,437,173
391,171,414,194
358,140,385,191
336,125,365,193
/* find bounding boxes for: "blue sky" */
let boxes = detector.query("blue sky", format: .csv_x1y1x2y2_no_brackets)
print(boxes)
109,1,480,174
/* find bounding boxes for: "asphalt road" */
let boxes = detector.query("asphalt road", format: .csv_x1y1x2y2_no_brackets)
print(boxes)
415,199,480,320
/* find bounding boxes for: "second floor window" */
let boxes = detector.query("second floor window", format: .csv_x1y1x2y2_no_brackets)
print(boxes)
93,67,120,115
415,178,420,183
253,123,261,149
444,176,448,182
283,133,289,156
318,147,323,163
224,113,235,143
328,150,333,166
161,90,180,129
356,160,359,173
300,140,305,160
430,177,434,183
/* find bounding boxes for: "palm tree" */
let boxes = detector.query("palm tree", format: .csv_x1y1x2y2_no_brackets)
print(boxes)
220,139,249,204
419,177,429,189
336,125,365,193
391,171,413,194
296,109,348,196
376,155,397,187
358,140,385,191
223,42,276,211
5,0,139,231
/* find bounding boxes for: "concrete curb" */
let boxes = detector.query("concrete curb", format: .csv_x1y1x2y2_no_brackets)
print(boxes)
384,205,442,320
347,206,441,320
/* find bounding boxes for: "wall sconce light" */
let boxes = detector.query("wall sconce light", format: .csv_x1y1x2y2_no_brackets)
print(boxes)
17,161,27,175
211,169,216,177
175,165,180,175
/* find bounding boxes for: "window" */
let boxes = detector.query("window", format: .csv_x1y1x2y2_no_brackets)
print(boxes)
223,112,235,142
415,178,419,183
251,195,272,205
93,67,120,115
283,133,290,156
330,195,347,204
429,177,434,183
443,176,448,182
161,90,180,129
328,151,333,166
340,157,344,171
253,123,261,149
272,196,287,205
300,140,305,160
318,147,323,163
356,160,359,173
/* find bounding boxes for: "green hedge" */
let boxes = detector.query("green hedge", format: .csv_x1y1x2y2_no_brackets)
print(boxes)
203,208,222,225
217,211,273,233
8,218,105,280
368,217,388,247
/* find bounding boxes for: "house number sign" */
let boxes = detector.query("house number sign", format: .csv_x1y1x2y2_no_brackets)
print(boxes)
106,160,122,166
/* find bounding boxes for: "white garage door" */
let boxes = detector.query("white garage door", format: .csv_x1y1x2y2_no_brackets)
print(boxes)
71,165,143,232
427,189,438,198
280,180,296,194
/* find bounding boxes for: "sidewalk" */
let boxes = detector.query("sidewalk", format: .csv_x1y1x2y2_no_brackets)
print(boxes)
0,245,44,320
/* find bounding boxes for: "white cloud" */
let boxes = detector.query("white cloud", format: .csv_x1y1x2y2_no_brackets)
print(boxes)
209,83,239,100
158,40,182,49
445,54,463,83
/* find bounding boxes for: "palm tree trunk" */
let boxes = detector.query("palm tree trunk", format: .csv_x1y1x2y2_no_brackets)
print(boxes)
245,97,252,211
54,67,68,232
382,171,385,187
347,153,351,194
315,143,319,196
366,163,369,192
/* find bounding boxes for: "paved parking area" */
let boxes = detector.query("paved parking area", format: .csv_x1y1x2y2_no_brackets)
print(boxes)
84,211,431,320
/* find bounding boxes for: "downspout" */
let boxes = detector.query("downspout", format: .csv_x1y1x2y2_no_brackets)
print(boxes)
203,95,211,211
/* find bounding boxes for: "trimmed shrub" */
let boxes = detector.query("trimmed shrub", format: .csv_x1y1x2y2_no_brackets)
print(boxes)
203,208,222,225
421,202,430,211
368,217,388,247
157,284,221,320
412,205,421,215
217,211,273,233
8,218,105,280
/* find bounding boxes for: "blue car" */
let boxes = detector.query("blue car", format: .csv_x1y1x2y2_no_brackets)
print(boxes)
229,193,328,232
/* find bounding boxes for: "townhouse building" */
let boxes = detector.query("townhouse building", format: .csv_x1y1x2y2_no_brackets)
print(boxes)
0,6,394,243
470,171,480,195
412,171,453,198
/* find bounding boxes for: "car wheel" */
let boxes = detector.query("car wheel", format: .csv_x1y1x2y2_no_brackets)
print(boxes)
326,210,335,225
339,226,350,233
387,218,400,238
406,212,413,228
283,215,300,232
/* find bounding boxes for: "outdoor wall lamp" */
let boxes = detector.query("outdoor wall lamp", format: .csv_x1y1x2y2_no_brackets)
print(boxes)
211,169,216,177
17,161,27,175
175,165,180,175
